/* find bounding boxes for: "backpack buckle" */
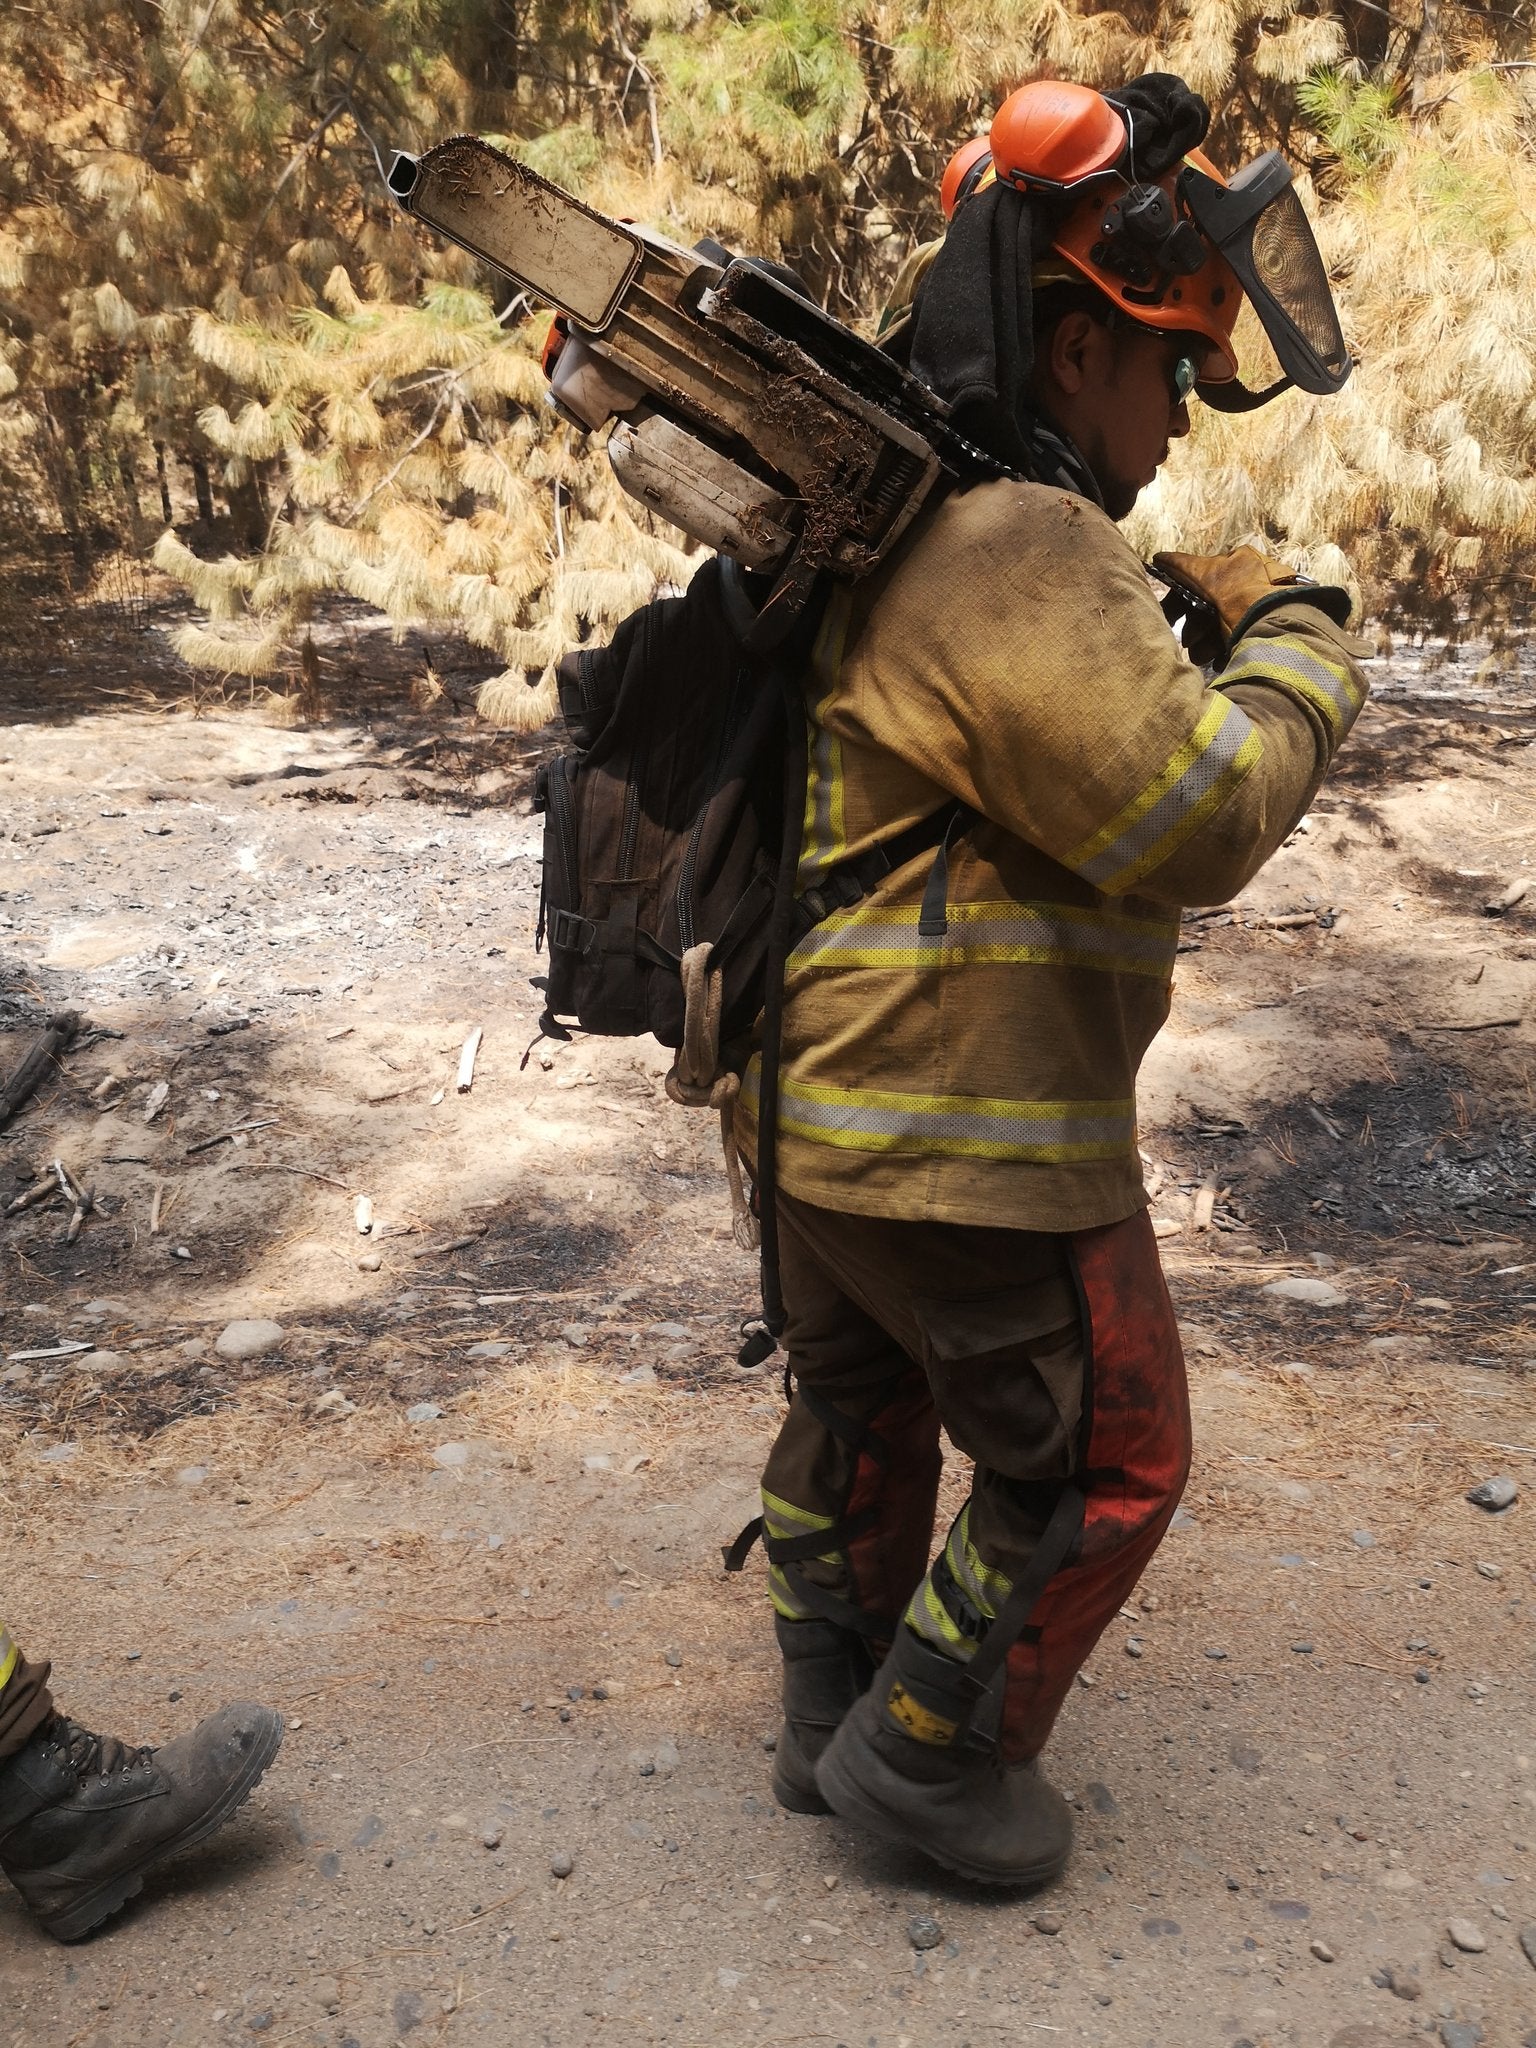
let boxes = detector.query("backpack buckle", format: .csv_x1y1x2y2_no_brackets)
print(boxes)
546,907,598,957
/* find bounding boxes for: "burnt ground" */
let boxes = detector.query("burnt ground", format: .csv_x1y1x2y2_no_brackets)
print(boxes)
0,586,1534,2048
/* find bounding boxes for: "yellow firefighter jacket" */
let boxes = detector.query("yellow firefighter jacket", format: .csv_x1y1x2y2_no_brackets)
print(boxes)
734,476,1369,1232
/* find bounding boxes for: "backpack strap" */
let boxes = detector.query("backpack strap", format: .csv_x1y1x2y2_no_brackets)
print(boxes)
790,802,972,947
917,802,974,940
743,585,831,1361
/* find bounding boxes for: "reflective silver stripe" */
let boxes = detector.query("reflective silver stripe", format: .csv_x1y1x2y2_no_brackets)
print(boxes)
762,1079,1136,1162
792,901,1175,974
762,1489,841,1623
906,1574,970,1656
761,1489,835,1542
1223,637,1363,735
784,1094,1131,1147
799,609,850,878
1074,701,1258,890
802,716,842,876
946,1511,1009,1620
740,1069,1136,1162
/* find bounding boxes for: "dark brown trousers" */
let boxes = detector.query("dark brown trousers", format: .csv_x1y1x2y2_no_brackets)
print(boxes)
760,1190,1192,1761
0,1629,54,1762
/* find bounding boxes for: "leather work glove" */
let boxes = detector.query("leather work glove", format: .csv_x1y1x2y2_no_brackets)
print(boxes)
1153,545,1352,668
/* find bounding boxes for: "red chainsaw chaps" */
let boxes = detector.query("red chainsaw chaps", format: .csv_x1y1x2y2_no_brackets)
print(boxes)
998,1207,1192,1762
843,1370,943,1645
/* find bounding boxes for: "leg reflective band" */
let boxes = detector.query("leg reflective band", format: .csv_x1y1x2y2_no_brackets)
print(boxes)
0,1629,16,1693
758,1369,941,1642
904,1502,1015,1659
994,1208,1192,1762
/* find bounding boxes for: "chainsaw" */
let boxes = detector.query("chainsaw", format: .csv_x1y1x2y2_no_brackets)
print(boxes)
386,137,1007,631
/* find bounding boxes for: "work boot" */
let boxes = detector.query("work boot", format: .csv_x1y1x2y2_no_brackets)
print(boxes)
814,1626,1072,1886
0,1700,284,1941
771,1614,875,1815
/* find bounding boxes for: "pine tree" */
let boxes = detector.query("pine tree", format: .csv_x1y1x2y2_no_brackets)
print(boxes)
2,0,1533,698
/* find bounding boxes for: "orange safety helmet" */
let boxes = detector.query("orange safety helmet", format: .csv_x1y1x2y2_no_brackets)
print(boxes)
941,81,1244,385
938,134,994,223
990,79,1126,191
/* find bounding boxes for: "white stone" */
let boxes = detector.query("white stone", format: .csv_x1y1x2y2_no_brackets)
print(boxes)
433,1441,470,1468
214,1319,285,1360
1262,1276,1348,1308
1446,1917,1486,1954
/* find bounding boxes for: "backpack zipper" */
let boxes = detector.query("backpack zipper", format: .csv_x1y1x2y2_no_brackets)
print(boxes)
615,621,655,882
545,756,581,936
676,657,749,953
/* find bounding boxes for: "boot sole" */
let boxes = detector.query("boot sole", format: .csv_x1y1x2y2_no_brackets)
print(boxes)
770,1723,833,1816
814,1746,1070,1889
39,1708,286,1942
770,1760,832,1816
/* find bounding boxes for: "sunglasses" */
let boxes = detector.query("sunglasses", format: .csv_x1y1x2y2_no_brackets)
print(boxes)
1102,307,1203,406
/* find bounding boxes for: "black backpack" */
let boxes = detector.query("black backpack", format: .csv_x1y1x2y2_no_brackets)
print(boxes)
533,554,960,1354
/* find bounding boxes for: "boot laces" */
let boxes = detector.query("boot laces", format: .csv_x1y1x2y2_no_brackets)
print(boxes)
44,1715,156,1781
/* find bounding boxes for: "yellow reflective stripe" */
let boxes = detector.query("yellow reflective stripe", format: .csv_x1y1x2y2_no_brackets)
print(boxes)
768,1576,810,1622
1221,634,1364,738
906,1575,970,1656
0,1632,17,1692
763,1488,839,1621
742,1068,1136,1164
948,1508,1012,1620
799,603,851,880
1064,695,1262,895
790,897,1177,977
760,1488,835,1538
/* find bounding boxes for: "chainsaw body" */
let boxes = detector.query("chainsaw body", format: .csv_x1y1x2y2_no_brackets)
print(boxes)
387,138,985,597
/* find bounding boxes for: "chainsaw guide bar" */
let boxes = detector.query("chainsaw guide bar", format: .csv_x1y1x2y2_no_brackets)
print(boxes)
387,138,642,332
388,136,1008,603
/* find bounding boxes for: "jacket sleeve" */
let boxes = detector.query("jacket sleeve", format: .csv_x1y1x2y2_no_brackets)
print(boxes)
843,483,1371,910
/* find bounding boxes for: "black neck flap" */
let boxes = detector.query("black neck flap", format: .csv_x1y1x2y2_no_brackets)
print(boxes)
907,72,1213,478
908,177,1038,474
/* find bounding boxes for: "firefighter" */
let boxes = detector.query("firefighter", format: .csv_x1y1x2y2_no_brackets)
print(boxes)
737,73,1368,1884
0,1622,283,1940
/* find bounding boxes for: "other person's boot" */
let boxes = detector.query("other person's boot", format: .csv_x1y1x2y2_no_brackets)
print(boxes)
0,1700,283,1940
771,1614,875,1815
814,1624,1071,1885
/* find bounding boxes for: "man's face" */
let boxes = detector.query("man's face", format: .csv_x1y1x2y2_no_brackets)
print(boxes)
1034,313,1208,521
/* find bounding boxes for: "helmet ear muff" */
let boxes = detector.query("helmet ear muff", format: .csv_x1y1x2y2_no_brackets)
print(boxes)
988,80,1129,193
1094,182,1209,295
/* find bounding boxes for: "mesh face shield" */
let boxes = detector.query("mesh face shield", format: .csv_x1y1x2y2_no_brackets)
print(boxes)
1180,152,1351,410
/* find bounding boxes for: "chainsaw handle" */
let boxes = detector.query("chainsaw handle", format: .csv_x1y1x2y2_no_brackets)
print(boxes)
1153,563,1226,667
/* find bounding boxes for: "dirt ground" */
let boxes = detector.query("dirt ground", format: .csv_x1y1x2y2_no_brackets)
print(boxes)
1,596,1534,2048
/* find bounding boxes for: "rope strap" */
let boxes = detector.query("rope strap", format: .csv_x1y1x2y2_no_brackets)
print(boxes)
664,941,758,1252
